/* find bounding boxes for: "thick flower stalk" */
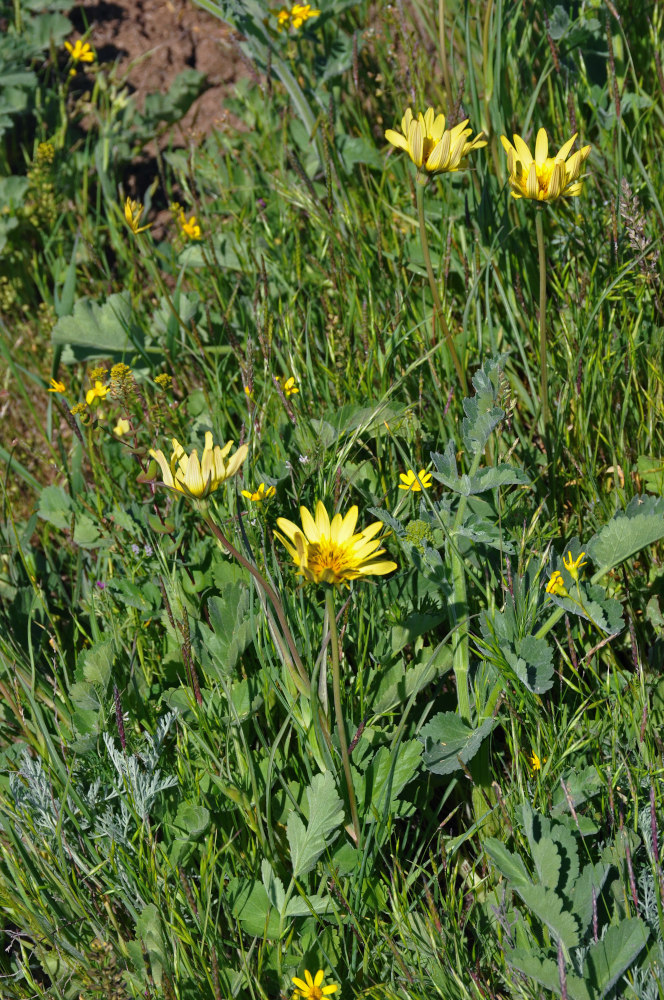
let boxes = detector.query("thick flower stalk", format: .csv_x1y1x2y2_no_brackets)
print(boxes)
275,501,397,587
150,432,248,499
385,107,486,180
501,128,591,202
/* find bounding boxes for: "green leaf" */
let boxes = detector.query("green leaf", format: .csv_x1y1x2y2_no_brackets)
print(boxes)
141,69,206,126
80,637,114,688
287,771,344,877
587,495,664,576
582,919,648,997
261,860,285,912
636,456,664,495
462,356,507,456
173,803,210,838
505,635,554,693
361,741,422,821
505,947,591,1000
228,878,280,937
420,713,496,775
571,862,610,934
517,882,580,948
431,442,529,495
37,484,73,530
135,904,167,987
73,513,101,548
204,586,255,676
285,892,334,917
484,838,531,889
52,291,142,360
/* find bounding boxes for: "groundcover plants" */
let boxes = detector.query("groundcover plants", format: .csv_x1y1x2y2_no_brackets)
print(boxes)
1,0,664,997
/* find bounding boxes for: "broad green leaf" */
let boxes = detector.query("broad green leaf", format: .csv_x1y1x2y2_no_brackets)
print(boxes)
204,586,255,676
420,713,496,775
81,638,114,688
287,771,344,877
361,741,422,821
135,904,166,987
38,484,73,530
462,356,507,456
505,635,554,694
52,291,142,359
73,513,101,548
484,838,531,889
261,860,285,912
571,862,610,934
517,883,580,949
636,456,664,495
505,947,591,1000
141,70,206,125
228,878,280,937
582,919,648,997
587,495,664,576
285,893,334,917
173,803,210,837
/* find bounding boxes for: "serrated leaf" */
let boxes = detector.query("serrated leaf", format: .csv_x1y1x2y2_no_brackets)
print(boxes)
420,713,496,775
505,947,591,1000
38,484,73,530
587,495,664,575
228,878,280,937
461,356,507,456
571,861,610,933
173,803,209,838
135,904,166,987
204,587,255,676
362,741,422,821
285,892,334,917
52,291,141,358
81,638,114,688
582,919,648,997
287,772,344,877
73,513,101,548
261,860,285,912
484,838,531,889
503,635,554,693
517,883,580,948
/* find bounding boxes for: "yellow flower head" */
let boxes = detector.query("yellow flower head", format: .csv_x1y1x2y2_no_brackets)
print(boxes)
124,197,151,235
113,418,131,436
545,570,568,598
64,39,95,64
528,751,546,773
242,483,276,502
275,3,320,30
86,380,109,405
47,378,66,393
385,107,486,179
179,210,201,241
398,468,432,492
500,128,591,203
276,375,299,397
292,969,339,1000
275,500,397,587
562,550,587,582
149,432,248,500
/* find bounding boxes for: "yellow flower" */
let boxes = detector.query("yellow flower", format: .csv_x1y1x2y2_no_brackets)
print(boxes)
113,418,131,436
275,500,397,587
545,570,568,597
563,550,587,582
292,969,338,1000
179,210,201,241
242,483,276,502
86,380,109,405
64,39,95,64
398,468,432,492
124,197,151,235
500,128,591,202
385,107,486,179
47,378,66,393
275,3,320,30
149,432,248,499
276,375,299,397
528,751,546,773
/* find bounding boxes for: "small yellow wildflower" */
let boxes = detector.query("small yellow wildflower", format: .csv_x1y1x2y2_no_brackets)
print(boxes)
562,550,587,582
64,39,95,64
275,500,397,587
242,483,276,502
47,378,66,393
545,570,568,598
528,751,546,773
500,128,591,203
70,402,88,417
124,197,151,235
113,418,131,436
292,969,338,1000
149,432,248,500
398,468,432,492
154,373,172,389
385,107,486,180
86,380,109,405
276,375,299,397
179,210,201,241
275,3,320,31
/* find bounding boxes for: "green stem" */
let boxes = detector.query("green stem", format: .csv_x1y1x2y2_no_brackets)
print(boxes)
325,588,361,848
536,209,548,429
416,182,468,395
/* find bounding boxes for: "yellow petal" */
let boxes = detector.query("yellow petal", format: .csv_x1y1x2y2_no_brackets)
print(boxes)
300,505,321,543
408,119,424,167
385,128,409,152
513,133,534,168
535,127,548,165
556,133,577,161
314,500,331,538
526,162,539,199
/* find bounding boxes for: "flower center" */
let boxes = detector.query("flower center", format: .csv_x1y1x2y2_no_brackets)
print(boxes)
307,540,349,581
535,158,556,195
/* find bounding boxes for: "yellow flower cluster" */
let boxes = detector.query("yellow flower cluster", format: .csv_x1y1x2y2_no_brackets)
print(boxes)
150,432,248,499
275,3,320,30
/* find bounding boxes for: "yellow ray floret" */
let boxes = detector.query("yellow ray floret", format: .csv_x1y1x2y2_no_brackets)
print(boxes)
292,969,338,1000
150,432,248,499
275,500,397,587
500,128,591,202
385,106,486,176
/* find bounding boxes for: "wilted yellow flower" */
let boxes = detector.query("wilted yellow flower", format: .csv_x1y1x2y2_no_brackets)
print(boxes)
545,570,568,597
242,483,276,502
124,197,151,235
563,550,587,581
113,418,131,436
385,107,486,179
292,969,338,1000
275,500,397,587
47,378,66,393
64,39,95,64
86,380,109,405
179,211,201,241
500,128,591,202
398,468,432,492
276,375,299,397
149,432,248,499
275,3,320,30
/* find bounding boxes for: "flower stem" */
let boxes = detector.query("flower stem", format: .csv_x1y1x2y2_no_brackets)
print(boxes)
325,588,361,847
416,182,468,396
536,209,548,429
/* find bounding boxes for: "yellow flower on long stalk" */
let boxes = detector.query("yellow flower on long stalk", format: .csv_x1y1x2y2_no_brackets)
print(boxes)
64,39,95,65
276,375,299,397
385,107,486,179
124,197,151,235
150,432,248,499
500,128,591,202
275,500,396,587
563,550,587,582
292,969,338,1000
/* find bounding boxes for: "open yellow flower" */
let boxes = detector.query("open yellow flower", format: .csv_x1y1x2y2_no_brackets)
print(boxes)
528,751,546,773
398,468,432,492
47,378,66,393
563,550,587,581
64,39,95,64
275,500,397,587
292,969,338,1000
124,197,151,235
180,211,201,240
276,375,299,397
242,483,276,502
149,432,248,499
275,3,320,30
385,107,486,178
86,380,109,405
500,128,591,202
